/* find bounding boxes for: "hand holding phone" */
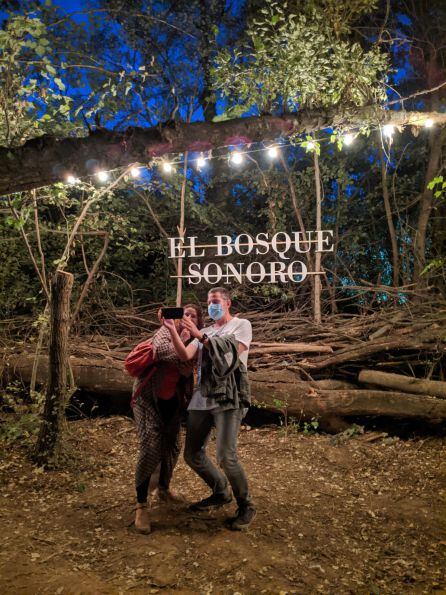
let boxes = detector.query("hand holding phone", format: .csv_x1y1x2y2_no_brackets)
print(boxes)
161,307,184,320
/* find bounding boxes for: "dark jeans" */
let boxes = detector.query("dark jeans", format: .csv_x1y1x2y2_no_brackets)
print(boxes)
184,408,251,506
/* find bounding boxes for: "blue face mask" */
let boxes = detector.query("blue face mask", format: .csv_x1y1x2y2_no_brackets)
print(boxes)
208,303,224,321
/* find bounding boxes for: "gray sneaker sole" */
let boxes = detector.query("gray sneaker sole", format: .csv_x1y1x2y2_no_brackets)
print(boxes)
188,498,232,512
228,509,257,530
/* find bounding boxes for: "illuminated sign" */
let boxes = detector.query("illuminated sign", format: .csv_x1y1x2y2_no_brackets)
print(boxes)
169,231,333,284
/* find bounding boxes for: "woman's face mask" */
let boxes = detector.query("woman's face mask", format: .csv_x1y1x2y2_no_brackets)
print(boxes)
208,302,225,321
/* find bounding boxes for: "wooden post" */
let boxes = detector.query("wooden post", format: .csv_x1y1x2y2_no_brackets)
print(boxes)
378,141,399,287
34,270,74,467
313,151,322,324
176,152,188,307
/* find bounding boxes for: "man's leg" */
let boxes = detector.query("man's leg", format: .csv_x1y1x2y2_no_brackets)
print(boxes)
213,408,256,530
213,408,250,504
184,409,231,508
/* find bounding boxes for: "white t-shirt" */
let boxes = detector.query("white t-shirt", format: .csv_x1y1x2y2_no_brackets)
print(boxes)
188,317,252,411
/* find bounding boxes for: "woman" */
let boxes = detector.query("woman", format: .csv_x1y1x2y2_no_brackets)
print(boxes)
133,304,203,534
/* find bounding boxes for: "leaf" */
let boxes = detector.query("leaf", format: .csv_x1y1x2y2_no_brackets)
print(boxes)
54,78,66,91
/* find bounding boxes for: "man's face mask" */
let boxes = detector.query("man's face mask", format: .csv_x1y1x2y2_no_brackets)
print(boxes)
208,302,225,321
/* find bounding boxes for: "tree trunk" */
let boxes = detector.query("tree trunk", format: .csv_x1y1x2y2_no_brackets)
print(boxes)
359,369,446,399
378,142,399,286
413,106,446,285
7,352,446,423
250,342,332,355
33,270,74,467
252,380,446,421
1,109,445,195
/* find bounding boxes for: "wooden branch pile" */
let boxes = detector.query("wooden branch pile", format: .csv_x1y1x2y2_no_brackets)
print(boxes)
2,300,446,427
245,302,446,425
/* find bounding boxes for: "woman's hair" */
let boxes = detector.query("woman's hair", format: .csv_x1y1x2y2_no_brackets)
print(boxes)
183,303,204,329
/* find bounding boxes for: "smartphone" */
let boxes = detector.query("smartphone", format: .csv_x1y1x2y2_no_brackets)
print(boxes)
161,307,184,319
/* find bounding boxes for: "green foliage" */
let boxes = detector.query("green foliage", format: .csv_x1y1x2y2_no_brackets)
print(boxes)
0,12,76,145
427,176,446,199
212,0,388,116
273,397,320,437
0,383,44,445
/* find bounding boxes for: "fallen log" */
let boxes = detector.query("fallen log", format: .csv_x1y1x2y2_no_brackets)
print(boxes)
298,336,445,370
4,353,446,422
251,374,446,422
250,342,333,355
359,370,446,399
3,354,130,398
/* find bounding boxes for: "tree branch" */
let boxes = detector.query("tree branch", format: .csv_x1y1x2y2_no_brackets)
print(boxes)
1,109,446,196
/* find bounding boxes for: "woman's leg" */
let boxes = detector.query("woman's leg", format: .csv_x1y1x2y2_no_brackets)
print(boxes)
159,415,181,491
156,395,183,501
134,397,163,504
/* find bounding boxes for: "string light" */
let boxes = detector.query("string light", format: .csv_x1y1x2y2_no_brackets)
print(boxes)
383,124,395,138
196,154,206,168
96,171,109,182
230,151,244,165
267,146,279,158
59,117,436,185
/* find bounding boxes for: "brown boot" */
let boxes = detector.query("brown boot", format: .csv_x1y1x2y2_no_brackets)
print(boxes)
135,502,151,534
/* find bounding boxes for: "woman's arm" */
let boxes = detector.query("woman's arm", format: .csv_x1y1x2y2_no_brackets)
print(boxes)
163,319,199,361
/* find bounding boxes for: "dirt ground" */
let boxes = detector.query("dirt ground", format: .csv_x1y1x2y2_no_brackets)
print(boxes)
0,416,445,595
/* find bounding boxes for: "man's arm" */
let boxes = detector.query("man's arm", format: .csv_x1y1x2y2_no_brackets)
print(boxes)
163,319,199,361
234,319,252,357
238,342,248,356
181,317,250,357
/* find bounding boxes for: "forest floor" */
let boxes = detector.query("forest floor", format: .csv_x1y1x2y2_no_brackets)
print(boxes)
0,416,445,595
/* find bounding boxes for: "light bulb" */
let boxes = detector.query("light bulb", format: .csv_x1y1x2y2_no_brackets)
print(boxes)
130,167,140,178
343,134,354,146
66,175,78,185
383,124,395,138
424,118,434,128
267,146,278,158
196,154,206,168
306,141,315,151
231,151,244,165
96,171,109,182
162,162,173,173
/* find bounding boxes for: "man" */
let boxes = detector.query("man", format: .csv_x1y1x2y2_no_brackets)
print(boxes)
162,287,256,530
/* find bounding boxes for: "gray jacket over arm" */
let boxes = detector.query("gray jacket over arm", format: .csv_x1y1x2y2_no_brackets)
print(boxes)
200,334,251,407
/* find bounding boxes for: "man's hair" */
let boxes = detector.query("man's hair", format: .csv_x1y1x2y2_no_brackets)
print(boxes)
208,287,231,301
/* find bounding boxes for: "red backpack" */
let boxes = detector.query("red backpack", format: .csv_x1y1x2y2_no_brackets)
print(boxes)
125,338,157,406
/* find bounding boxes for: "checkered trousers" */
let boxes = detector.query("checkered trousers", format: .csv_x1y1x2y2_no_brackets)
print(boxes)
133,392,181,498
